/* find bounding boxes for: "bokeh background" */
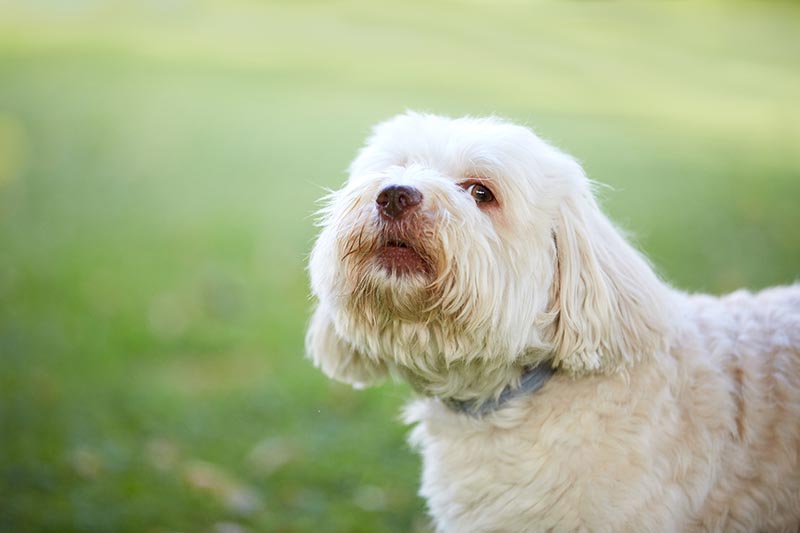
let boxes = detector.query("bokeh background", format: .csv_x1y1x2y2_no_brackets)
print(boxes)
1,1,798,531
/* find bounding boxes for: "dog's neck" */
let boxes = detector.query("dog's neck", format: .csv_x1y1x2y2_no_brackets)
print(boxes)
440,363,556,416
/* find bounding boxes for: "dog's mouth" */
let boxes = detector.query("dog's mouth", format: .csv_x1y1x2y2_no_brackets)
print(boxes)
376,238,430,276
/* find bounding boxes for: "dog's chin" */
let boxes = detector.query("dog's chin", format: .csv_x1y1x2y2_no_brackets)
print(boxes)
339,240,436,320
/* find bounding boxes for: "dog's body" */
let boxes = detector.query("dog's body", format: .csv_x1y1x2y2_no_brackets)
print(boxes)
407,287,800,532
307,113,800,532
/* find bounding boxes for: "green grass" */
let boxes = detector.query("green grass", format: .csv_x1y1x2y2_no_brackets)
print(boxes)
1,1,798,531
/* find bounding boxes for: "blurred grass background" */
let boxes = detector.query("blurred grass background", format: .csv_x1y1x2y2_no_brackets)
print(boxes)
0,0,798,531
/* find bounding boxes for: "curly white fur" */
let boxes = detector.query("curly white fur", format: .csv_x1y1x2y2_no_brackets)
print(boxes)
307,112,800,532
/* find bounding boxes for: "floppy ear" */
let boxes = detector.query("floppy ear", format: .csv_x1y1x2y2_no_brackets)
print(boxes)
306,302,388,388
549,187,669,375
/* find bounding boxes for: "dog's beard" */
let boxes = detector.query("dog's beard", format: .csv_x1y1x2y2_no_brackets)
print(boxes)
337,212,447,320
328,209,532,401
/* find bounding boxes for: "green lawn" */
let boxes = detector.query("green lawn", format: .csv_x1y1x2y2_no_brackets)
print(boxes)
1,1,798,531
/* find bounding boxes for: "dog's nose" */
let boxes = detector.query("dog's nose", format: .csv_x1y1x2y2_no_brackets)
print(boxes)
376,185,423,219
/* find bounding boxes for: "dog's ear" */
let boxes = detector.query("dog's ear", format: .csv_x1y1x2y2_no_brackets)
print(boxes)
549,184,668,375
306,302,388,387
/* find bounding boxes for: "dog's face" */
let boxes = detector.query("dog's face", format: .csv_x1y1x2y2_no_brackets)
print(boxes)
308,113,668,401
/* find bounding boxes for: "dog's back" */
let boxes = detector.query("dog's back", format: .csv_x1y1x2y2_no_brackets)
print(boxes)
686,285,800,531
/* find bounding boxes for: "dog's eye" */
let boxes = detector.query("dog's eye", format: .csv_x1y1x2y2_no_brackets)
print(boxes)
467,183,495,204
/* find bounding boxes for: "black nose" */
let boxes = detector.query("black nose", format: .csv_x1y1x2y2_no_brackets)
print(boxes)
376,185,423,219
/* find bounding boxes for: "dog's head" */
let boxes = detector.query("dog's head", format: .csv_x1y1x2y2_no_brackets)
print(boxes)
308,112,669,402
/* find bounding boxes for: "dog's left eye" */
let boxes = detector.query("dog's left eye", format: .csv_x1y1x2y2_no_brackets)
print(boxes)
466,183,495,204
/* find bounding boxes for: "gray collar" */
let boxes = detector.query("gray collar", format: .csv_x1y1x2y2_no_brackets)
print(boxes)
443,364,556,416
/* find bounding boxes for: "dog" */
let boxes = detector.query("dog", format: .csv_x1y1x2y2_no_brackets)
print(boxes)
306,112,800,532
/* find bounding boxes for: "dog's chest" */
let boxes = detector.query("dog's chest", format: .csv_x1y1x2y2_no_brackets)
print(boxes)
405,382,695,533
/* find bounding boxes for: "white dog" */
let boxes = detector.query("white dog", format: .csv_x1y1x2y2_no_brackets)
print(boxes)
306,112,800,532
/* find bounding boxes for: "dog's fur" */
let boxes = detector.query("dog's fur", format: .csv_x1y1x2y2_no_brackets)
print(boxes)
307,112,800,532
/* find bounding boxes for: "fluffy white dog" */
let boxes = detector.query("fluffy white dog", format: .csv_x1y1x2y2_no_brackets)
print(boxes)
306,112,800,532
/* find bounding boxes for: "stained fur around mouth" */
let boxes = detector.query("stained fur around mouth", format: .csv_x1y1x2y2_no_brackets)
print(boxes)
336,206,481,326
341,214,437,279
379,221,435,275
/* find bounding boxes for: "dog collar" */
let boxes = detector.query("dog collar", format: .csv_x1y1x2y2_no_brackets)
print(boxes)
443,364,556,416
